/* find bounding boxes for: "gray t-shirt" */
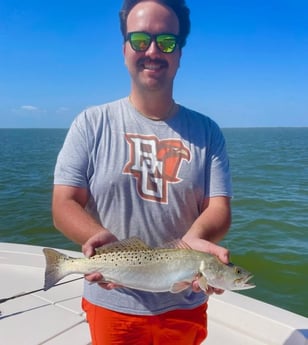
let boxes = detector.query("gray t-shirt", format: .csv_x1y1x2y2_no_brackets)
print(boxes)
54,97,232,315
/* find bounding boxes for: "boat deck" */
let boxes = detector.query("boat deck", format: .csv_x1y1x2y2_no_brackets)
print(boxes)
1,242,307,345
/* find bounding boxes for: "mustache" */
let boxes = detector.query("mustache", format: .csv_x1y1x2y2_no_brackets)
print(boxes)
137,57,169,67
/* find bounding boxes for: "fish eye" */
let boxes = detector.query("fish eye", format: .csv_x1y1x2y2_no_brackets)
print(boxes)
234,267,242,275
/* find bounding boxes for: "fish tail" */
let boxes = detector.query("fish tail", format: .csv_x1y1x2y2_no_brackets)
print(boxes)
43,248,72,290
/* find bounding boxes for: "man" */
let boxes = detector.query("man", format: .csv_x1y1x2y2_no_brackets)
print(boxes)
52,1,232,344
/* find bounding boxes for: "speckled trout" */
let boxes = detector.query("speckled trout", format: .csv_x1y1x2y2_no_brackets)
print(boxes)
43,238,255,292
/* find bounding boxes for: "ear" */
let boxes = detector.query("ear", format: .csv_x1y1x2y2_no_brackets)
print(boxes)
177,49,182,68
123,44,128,66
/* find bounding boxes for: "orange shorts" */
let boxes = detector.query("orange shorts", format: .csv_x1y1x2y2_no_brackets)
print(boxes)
82,298,207,345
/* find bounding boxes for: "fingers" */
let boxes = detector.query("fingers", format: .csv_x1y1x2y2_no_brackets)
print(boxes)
82,244,96,258
206,241,230,264
182,236,230,264
204,286,224,295
84,272,122,290
212,288,224,295
82,232,119,290
98,282,122,290
191,280,225,296
84,272,103,282
216,247,230,265
192,280,202,292
82,231,118,258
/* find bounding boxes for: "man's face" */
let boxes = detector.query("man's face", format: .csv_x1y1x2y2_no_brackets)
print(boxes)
124,1,181,93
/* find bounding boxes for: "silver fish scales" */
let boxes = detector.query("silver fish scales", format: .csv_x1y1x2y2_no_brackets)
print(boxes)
43,238,255,292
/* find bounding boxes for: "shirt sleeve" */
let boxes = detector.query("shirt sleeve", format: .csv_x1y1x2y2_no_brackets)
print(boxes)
206,121,232,198
54,112,92,188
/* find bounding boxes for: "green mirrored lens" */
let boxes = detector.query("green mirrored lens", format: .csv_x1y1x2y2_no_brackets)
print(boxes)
130,32,151,51
127,32,178,53
156,34,177,53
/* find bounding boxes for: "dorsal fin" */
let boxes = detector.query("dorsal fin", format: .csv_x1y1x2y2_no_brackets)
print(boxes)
157,239,192,250
95,237,151,254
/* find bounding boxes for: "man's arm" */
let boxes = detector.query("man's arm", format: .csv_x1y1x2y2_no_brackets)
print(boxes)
182,196,231,264
182,196,231,294
52,185,117,246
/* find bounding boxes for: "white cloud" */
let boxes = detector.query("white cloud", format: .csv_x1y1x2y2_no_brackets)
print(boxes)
56,107,70,113
20,105,39,111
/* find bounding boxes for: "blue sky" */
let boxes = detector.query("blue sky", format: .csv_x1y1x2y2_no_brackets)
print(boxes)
0,0,307,128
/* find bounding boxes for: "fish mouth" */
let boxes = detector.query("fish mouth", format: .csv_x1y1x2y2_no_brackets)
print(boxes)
235,275,256,290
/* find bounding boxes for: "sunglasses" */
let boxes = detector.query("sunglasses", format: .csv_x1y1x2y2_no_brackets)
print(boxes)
126,31,179,53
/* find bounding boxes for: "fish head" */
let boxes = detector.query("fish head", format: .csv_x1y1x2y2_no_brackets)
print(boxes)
221,263,255,290
200,259,255,291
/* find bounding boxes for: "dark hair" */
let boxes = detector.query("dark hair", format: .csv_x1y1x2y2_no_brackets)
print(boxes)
119,0,190,48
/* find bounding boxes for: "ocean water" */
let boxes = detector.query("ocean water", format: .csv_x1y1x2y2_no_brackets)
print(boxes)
0,127,307,317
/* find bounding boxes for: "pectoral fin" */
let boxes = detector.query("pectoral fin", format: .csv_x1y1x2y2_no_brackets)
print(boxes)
197,276,208,292
170,281,191,293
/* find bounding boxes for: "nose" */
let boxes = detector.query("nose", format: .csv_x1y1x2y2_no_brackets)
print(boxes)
145,40,161,56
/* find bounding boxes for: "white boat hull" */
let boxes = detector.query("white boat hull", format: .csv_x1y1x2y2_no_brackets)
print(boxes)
1,242,307,345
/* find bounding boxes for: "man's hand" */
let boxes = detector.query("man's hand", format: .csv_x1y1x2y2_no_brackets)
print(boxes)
182,236,230,295
82,231,121,289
